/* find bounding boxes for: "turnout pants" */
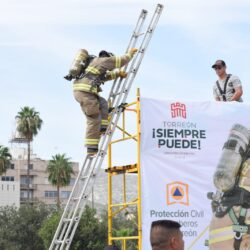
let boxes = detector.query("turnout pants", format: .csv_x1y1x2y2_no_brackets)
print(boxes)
74,90,108,149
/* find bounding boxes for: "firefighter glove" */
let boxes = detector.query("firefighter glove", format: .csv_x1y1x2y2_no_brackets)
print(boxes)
118,71,127,78
129,48,138,56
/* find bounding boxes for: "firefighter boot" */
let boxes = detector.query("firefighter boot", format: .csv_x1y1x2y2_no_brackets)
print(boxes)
87,147,98,156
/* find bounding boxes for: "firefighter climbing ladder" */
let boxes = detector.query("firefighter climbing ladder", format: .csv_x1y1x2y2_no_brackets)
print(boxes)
49,4,163,250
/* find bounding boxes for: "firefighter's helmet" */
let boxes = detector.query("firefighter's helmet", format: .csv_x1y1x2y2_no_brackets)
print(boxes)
99,50,114,58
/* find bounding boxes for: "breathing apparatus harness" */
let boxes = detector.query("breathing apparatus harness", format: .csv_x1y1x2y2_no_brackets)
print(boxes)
83,71,107,91
64,51,114,92
64,55,98,81
208,139,250,250
83,51,114,91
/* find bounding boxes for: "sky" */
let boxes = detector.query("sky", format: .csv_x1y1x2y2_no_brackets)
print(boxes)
1,0,250,164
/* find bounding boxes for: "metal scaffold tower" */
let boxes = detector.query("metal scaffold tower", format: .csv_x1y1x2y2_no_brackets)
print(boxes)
50,4,163,249
106,88,142,249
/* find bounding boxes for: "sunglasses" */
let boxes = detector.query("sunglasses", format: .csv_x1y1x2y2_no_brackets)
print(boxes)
214,65,223,70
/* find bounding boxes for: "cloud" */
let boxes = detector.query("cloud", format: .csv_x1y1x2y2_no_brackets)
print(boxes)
1,1,249,27
1,0,249,58
1,0,250,162
0,0,151,26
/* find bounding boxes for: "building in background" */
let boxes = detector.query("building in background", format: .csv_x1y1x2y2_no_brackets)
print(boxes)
0,179,20,207
0,146,79,207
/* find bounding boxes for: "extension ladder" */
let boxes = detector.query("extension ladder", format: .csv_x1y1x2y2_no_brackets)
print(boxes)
49,4,164,250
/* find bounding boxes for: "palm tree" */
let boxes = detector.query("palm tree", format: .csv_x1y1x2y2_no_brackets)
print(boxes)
47,154,74,208
0,145,12,175
16,106,43,201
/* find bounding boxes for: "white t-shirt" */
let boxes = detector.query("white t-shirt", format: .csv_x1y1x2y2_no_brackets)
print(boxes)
213,74,243,102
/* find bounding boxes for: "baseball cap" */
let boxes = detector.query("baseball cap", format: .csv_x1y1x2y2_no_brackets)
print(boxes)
212,60,226,68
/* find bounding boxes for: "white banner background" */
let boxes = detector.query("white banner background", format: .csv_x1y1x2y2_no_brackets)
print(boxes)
140,98,250,250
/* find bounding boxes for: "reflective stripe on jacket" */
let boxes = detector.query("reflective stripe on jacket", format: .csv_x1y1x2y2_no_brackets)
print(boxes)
73,52,133,94
73,81,98,94
209,225,235,245
85,52,132,75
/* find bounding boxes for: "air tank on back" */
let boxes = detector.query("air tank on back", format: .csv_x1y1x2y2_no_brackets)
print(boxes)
213,124,250,192
69,49,89,78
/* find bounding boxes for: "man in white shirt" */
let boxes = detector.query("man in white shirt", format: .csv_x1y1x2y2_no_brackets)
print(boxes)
212,60,243,102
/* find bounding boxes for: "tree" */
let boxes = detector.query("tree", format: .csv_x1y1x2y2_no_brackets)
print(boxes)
112,209,139,250
39,205,107,250
47,154,74,208
0,145,12,175
16,106,43,201
0,203,53,250
71,206,107,250
38,211,61,249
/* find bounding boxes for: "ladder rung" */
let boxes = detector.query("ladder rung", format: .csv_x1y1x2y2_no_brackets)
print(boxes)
80,175,89,180
110,92,121,98
63,218,72,222
63,216,79,223
133,32,144,38
110,89,129,97
81,173,96,180
56,239,70,244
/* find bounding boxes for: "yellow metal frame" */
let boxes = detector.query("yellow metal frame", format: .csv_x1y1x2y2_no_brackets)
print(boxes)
107,88,142,250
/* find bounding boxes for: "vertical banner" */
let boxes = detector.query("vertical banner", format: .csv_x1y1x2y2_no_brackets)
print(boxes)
140,98,250,250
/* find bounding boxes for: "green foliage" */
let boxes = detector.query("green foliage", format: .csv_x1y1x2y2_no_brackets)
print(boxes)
16,106,43,140
0,205,17,250
39,205,108,250
39,211,61,249
71,206,107,250
0,203,139,250
47,154,74,187
112,209,139,250
0,145,12,175
15,106,43,202
47,154,74,208
0,203,52,250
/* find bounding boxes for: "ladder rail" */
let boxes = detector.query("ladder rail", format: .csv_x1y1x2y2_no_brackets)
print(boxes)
108,9,148,106
54,9,151,249
60,157,101,249
64,165,100,249
49,9,149,250
55,159,94,249
49,4,164,249
60,7,165,246
99,4,164,154
109,4,163,110
49,157,93,249
51,158,88,250
67,3,163,247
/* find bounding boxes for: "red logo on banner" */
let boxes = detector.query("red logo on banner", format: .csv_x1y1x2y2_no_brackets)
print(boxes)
166,181,189,206
171,102,187,119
